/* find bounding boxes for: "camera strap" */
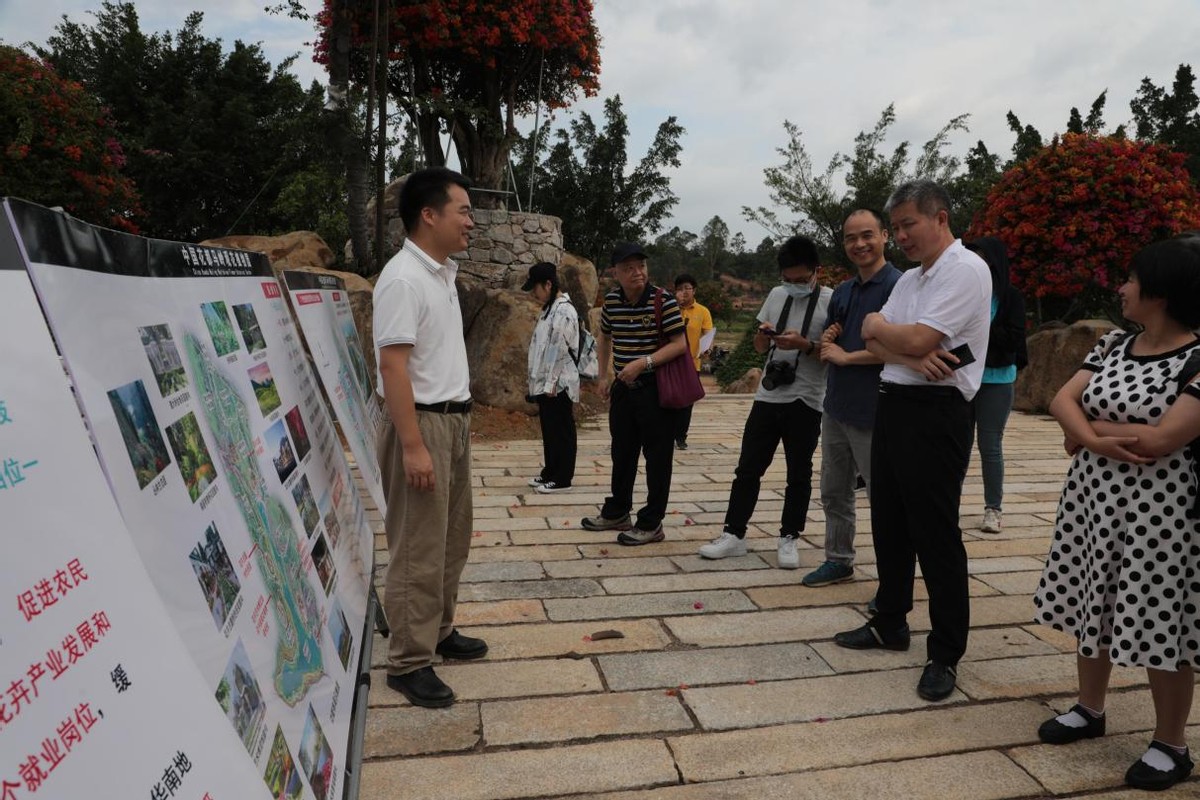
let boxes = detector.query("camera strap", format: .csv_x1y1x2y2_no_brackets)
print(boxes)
767,288,820,364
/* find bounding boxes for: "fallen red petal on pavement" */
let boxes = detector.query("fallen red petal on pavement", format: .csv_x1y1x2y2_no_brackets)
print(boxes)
747,679,757,685
693,602,704,609
683,518,695,526
599,549,609,556
665,689,677,696
582,635,592,642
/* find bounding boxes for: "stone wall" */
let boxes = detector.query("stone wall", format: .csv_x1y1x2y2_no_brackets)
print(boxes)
366,176,565,288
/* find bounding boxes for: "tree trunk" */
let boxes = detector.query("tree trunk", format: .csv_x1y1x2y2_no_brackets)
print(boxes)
328,0,372,274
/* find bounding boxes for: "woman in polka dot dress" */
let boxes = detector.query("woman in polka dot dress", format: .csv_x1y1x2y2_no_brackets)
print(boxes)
1034,236,1200,791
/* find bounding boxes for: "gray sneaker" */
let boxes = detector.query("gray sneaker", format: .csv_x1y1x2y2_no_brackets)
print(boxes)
802,560,855,587
581,513,631,531
617,524,665,546
777,535,800,569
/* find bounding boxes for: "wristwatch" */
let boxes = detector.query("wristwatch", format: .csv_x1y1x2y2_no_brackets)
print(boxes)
646,354,654,370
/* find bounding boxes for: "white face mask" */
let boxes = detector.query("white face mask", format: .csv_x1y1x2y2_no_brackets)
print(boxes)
781,279,814,298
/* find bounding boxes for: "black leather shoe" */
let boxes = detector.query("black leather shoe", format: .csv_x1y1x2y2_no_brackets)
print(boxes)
436,629,489,660
1037,703,1106,744
833,622,910,651
1125,741,1193,791
917,661,957,701
386,666,454,708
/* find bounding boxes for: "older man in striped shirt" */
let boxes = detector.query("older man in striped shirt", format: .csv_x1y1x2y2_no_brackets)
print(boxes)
581,242,688,545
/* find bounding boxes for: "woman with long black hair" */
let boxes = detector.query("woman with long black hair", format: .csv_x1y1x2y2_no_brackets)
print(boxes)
523,261,579,494
964,237,1027,533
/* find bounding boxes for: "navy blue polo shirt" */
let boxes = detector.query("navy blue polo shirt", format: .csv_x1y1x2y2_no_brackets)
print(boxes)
822,263,903,429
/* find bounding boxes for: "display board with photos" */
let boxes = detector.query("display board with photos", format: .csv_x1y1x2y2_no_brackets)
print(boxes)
283,270,385,511
0,222,266,799
6,198,374,800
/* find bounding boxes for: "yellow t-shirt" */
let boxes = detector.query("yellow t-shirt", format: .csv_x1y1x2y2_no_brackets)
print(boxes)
679,301,714,372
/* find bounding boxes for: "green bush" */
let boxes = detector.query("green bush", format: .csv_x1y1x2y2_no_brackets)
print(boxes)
715,321,765,388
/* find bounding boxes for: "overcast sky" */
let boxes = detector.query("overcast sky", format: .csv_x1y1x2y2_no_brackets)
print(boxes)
2,0,1196,244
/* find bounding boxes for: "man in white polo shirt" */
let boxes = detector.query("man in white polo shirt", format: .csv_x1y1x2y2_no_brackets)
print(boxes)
833,179,991,703
373,167,487,708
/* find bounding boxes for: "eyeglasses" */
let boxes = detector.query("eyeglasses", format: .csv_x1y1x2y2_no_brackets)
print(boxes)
780,273,815,284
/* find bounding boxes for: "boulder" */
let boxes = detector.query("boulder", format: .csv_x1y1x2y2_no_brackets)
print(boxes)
204,232,380,396
203,231,335,274
1014,319,1118,412
559,253,599,324
460,284,540,413
724,368,762,394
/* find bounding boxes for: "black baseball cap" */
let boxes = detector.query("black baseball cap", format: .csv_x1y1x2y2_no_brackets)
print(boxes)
610,241,648,266
521,261,557,291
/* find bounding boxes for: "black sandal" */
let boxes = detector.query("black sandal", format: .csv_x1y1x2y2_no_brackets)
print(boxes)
1037,703,1106,744
1125,740,1193,791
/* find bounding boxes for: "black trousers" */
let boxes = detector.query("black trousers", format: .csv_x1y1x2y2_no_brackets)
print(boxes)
535,392,576,486
674,403,694,444
601,377,675,529
870,383,973,666
723,399,822,538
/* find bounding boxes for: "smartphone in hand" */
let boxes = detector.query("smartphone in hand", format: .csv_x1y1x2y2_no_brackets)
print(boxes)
938,343,976,371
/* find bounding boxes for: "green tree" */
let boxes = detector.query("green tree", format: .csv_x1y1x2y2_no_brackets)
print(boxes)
38,2,342,247
647,225,698,286
522,95,685,268
744,104,974,268
1130,64,1200,182
0,45,142,231
698,215,730,280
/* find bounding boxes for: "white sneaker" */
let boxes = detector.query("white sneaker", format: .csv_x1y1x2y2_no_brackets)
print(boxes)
698,532,747,559
535,481,571,494
981,507,1002,533
777,535,800,569
527,476,547,487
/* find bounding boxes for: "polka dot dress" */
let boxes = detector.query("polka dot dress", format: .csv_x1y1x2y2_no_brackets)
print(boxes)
1035,330,1200,670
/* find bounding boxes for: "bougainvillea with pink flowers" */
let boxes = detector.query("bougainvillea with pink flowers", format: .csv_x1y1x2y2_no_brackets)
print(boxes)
969,133,1200,301
0,46,142,232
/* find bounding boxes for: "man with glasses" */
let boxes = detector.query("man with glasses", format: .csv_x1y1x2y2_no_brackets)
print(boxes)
698,236,832,569
581,242,688,545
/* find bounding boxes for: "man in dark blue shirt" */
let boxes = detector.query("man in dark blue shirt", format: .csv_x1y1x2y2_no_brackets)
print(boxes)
802,209,902,588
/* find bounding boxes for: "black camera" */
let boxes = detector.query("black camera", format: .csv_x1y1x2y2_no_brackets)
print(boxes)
760,359,796,391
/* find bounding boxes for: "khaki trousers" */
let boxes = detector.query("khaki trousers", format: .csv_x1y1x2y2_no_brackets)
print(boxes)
377,410,473,674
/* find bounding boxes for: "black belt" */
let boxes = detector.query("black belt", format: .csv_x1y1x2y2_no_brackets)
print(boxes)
878,382,963,400
415,399,473,414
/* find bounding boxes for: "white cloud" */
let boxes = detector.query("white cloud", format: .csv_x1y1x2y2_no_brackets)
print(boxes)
2,0,1196,242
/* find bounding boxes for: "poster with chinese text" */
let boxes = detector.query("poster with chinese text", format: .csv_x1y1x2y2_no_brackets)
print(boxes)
283,270,385,511
8,199,373,800
0,220,267,799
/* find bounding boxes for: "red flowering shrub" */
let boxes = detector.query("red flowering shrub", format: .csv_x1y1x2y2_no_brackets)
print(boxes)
969,134,1200,300
314,0,600,197
0,46,142,232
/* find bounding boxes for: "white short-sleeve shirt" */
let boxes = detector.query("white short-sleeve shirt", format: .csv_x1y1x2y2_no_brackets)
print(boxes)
372,239,471,404
878,239,992,401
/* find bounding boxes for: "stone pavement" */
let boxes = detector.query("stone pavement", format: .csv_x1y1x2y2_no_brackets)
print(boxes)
359,394,1199,799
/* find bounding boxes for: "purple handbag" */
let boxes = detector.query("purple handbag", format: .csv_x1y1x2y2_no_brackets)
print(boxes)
653,288,705,410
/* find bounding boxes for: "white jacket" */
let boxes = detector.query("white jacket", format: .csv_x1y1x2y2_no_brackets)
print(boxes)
527,293,581,403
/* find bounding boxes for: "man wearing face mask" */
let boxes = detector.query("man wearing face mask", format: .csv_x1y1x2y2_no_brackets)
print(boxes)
698,236,832,569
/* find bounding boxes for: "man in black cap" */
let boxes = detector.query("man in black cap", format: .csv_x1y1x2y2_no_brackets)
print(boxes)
581,242,688,544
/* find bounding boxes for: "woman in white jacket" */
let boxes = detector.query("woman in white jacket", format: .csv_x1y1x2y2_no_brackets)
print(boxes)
523,262,580,493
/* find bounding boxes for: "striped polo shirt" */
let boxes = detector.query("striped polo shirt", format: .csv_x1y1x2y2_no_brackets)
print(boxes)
600,285,685,372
